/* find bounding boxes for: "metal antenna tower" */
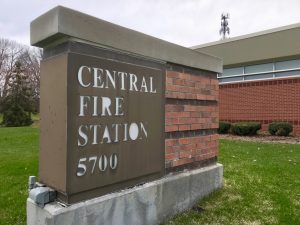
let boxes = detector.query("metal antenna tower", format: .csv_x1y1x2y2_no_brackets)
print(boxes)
219,13,230,39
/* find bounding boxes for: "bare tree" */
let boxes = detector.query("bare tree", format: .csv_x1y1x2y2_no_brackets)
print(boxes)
0,37,41,112
18,47,42,100
0,38,23,98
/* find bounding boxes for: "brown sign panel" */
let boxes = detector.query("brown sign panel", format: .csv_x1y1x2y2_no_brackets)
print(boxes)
39,49,165,203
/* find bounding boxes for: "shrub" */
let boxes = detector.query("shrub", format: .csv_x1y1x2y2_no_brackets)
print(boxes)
2,105,32,127
218,121,231,134
230,122,261,136
268,122,293,136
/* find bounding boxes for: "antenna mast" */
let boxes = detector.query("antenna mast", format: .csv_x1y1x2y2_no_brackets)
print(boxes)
219,13,230,39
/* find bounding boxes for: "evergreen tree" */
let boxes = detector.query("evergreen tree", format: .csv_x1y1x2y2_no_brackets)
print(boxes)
1,61,33,126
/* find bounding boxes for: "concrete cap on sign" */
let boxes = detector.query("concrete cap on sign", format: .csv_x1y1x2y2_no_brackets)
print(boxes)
30,6,222,73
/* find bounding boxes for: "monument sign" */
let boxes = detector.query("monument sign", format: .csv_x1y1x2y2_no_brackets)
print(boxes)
28,6,223,225
40,48,165,203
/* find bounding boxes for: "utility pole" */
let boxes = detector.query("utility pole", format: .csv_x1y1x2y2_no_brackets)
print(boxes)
219,13,230,40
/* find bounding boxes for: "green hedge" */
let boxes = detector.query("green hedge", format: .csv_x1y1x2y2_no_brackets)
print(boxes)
231,122,261,136
268,122,293,136
218,121,231,134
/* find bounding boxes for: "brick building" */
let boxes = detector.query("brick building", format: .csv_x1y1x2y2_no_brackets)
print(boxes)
192,23,300,134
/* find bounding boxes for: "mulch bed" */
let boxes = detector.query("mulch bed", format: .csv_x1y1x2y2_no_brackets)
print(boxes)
220,133,300,144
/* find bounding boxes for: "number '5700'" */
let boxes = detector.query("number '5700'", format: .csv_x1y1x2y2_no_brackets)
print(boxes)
76,153,118,177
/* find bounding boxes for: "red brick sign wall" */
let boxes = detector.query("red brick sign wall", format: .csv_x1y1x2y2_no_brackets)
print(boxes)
164,65,219,172
219,77,300,134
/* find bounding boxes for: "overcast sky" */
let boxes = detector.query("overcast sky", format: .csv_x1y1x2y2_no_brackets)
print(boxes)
1,0,300,47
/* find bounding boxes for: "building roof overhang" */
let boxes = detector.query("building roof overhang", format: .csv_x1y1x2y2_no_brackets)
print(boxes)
192,23,300,67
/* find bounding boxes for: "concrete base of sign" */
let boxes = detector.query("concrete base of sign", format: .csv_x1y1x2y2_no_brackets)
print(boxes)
27,163,223,225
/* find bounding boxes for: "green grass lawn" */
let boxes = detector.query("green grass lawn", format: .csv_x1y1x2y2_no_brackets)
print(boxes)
0,127,299,225
166,140,300,225
0,127,38,225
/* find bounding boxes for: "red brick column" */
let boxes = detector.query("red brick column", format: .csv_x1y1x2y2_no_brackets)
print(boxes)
219,77,300,135
164,65,219,172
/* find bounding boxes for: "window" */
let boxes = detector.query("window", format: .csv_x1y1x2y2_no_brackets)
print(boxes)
275,59,300,70
219,59,300,83
244,63,273,74
222,67,243,77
